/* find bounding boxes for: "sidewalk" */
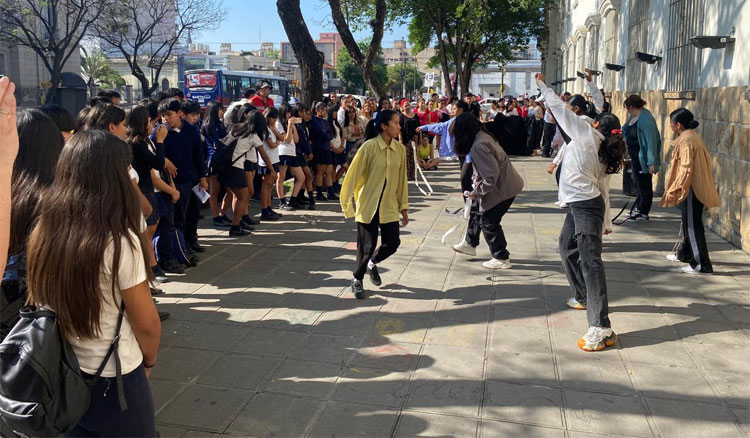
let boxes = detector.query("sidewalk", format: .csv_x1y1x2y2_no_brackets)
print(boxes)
152,158,750,438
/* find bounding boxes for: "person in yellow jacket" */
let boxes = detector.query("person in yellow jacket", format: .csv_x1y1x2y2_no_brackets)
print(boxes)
340,110,409,299
661,108,720,274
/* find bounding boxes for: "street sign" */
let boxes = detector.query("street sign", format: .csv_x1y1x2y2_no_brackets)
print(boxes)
424,72,435,87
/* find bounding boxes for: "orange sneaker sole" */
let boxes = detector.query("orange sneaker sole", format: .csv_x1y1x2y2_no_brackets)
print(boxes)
577,333,617,352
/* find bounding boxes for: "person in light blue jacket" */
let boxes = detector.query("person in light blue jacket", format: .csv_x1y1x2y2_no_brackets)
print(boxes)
622,95,661,221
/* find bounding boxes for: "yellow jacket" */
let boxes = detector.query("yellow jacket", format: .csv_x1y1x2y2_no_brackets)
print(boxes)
340,135,409,224
661,129,720,208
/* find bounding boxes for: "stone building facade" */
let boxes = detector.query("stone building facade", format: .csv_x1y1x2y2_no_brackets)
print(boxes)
539,0,750,252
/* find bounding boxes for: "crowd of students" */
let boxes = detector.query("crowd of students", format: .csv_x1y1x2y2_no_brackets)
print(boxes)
0,64,725,434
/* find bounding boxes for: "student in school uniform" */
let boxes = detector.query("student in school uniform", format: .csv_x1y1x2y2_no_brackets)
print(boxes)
275,103,304,211
258,107,282,221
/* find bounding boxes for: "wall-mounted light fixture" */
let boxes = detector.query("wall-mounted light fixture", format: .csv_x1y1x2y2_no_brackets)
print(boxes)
604,63,625,72
635,52,662,64
586,69,602,76
690,36,735,49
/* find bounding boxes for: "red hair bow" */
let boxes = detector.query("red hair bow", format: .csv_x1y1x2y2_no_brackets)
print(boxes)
611,129,622,135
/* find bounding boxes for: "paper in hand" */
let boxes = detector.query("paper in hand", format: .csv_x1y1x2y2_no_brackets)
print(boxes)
192,184,210,204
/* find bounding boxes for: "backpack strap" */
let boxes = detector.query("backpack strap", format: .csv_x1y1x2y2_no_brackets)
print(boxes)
93,300,128,412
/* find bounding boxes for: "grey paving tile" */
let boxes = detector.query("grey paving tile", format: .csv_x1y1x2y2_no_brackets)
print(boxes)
630,362,717,403
331,366,411,408
417,344,486,379
556,354,635,395
684,342,750,373
156,424,188,438
230,327,309,358
404,371,483,417
646,397,742,438
702,369,750,408
490,324,553,355
261,359,341,398
225,393,323,437
156,385,254,432
492,305,549,328
486,350,557,387
564,390,652,437
424,322,488,348
150,347,222,382
312,313,376,337
483,380,564,428
288,333,363,365
259,308,324,330
151,378,187,413
619,335,696,367
394,411,478,437
161,320,250,352
351,339,422,372
479,420,565,438
433,300,492,323
197,353,281,390
368,316,432,343
308,401,398,438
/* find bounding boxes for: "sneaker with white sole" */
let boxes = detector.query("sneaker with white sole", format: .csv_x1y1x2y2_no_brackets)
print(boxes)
482,258,512,269
566,297,587,310
351,278,365,299
666,253,680,262
452,241,477,256
577,326,617,352
681,266,704,275
634,214,650,222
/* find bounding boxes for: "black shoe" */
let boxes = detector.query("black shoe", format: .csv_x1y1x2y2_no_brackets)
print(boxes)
150,287,163,296
260,211,281,221
368,265,382,287
296,194,309,205
242,215,260,226
240,222,255,232
279,200,295,211
190,241,206,253
188,254,200,266
308,196,316,210
327,192,339,201
213,215,232,227
230,225,251,236
316,193,328,201
160,259,184,274
152,265,170,283
351,278,365,299
158,311,170,321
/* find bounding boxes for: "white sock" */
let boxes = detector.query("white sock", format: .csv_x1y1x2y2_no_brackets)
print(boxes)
367,259,377,270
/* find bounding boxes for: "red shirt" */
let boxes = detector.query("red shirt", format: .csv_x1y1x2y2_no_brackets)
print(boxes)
416,109,439,125
249,95,274,110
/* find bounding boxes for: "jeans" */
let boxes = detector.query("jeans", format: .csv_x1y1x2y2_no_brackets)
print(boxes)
466,197,515,260
559,196,610,328
677,189,713,273
68,365,156,437
354,210,400,281
629,156,653,215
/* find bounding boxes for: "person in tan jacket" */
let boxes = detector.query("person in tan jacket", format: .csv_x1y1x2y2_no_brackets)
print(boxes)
661,108,720,274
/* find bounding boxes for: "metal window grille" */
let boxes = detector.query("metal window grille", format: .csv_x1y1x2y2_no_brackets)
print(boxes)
576,36,586,93
602,11,618,91
666,0,703,91
626,0,650,92
587,26,599,73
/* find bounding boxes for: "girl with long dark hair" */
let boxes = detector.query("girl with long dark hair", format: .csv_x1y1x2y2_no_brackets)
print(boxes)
340,110,409,299
309,102,334,201
373,97,391,120
399,99,419,181
258,107,281,221
275,103,304,210
201,101,231,226
291,103,316,210
537,72,626,352
451,114,524,268
26,131,161,436
661,109,720,274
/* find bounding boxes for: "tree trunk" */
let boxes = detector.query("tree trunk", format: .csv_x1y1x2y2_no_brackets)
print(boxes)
45,60,63,104
278,0,323,107
436,38,455,98
133,69,154,98
327,0,387,98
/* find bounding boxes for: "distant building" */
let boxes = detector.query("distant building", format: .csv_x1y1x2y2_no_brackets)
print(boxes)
189,43,212,55
383,40,415,65
281,32,344,67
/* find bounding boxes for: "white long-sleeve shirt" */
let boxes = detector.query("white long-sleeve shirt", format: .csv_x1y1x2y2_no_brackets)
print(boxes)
539,80,612,231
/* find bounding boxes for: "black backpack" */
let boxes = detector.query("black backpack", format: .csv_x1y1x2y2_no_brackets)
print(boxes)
209,133,242,176
1,253,26,342
0,302,128,436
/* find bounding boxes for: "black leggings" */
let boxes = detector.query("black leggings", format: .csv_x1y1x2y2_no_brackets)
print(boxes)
354,210,400,280
677,189,713,273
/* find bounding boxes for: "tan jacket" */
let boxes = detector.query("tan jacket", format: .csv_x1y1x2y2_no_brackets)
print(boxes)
470,131,525,211
661,129,720,208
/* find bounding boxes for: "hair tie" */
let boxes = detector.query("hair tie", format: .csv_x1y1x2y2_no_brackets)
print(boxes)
611,129,622,135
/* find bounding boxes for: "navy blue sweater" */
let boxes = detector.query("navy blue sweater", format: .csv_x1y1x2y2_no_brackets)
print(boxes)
151,120,207,185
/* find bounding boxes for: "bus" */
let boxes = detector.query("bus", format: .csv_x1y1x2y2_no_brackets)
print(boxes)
184,69,290,110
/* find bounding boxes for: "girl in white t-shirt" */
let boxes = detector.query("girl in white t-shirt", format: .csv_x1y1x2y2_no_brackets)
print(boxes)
274,103,305,211
260,107,282,220
26,130,161,437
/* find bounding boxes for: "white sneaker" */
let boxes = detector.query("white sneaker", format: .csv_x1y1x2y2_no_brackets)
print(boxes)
482,258,512,269
452,241,476,256
666,253,680,262
578,326,617,352
681,266,701,275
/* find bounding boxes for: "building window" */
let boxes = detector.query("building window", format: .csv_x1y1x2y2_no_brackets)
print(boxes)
576,34,586,93
602,9,618,91
666,0,703,92
626,0,650,92
587,24,599,76
567,44,576,92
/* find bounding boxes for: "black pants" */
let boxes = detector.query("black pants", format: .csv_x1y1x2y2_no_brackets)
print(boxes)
559,196,610,328
354,210,400,281
466,197,514,260
156,192,175,263
677,189,713,273
460,161,474,194
541,122,556,157
173,182,192,234
629,155,653,215
68,365,156,437
185,191,202,245
526,118,543,152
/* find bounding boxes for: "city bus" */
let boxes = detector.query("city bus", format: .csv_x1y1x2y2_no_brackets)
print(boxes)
184,69,289,110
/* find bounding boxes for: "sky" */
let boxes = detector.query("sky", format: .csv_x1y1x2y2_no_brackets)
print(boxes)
195,0,411,52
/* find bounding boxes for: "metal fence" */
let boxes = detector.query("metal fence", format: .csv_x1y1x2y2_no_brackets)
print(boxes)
665,0,702,92
14,87,46,108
